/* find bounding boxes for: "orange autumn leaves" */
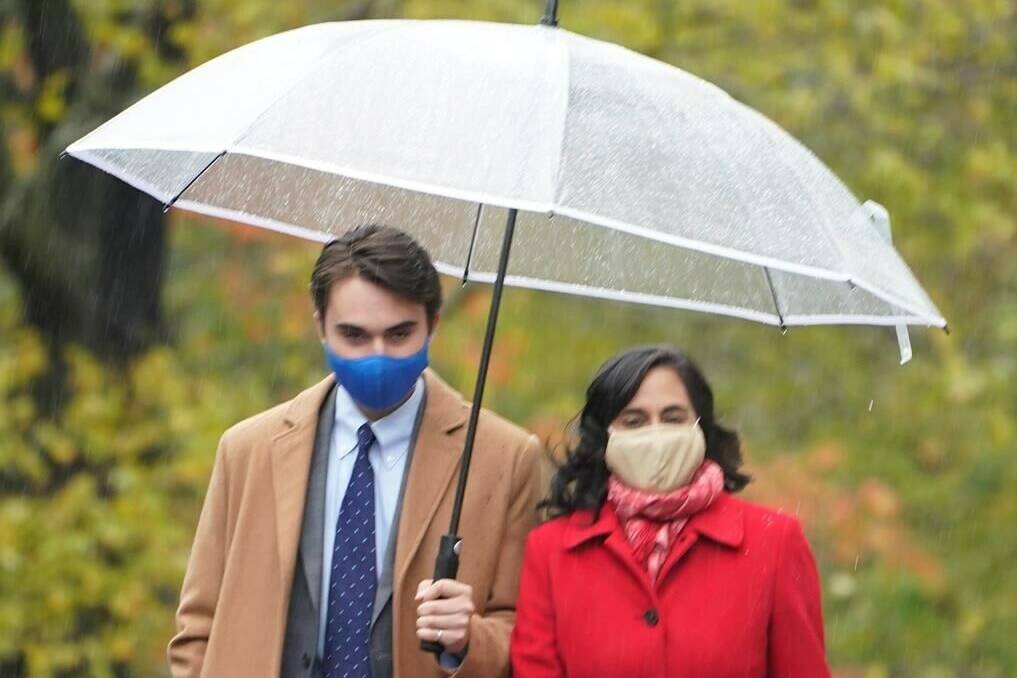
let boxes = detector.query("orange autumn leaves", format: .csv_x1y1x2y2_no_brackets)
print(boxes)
745,443,946,595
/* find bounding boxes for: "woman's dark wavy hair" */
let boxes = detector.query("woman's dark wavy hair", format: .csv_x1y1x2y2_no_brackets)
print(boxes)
541,345,750,518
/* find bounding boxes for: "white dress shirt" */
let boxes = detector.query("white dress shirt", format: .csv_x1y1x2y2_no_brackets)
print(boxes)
317,378,425,657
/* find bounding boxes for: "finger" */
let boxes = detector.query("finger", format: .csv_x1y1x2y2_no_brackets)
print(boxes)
415,579,434,601
415,627,466,645
417,597,476,618
418,578,472,602
416,613,472,631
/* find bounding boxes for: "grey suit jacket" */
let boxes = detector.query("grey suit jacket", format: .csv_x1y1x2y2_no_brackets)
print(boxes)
280,384,425,678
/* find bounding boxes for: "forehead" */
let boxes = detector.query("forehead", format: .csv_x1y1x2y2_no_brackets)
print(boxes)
324,276,427,329
624,366,693,410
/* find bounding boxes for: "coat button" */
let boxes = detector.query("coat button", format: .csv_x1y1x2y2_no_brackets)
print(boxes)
643,609,659,626
301,652,312,669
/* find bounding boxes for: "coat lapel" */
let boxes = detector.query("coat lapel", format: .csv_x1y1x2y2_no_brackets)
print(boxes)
565,495,745,594
271,376,336,593
300,383,337,612
566,507,655,598
393,370,469,592
657,492,744,584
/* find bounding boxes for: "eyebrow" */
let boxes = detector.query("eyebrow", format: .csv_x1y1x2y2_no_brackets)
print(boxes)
334,320,418,334
661,404,690,414
619,404,689,416
384,321,418,334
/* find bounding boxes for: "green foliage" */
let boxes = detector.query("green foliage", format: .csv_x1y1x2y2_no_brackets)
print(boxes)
1,0,1014,676
0,266,256,675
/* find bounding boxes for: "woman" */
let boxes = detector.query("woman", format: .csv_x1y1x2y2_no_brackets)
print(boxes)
511,346,829,677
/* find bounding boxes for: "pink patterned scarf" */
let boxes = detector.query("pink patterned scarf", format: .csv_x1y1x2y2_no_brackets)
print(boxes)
607,460,725,580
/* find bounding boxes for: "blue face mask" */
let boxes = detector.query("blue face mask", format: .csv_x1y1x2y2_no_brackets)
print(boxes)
324,341,429,411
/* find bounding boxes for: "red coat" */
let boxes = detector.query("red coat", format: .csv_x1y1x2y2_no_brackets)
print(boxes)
510,492,829,678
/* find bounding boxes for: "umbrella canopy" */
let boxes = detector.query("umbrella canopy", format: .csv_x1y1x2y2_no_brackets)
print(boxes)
66,19,945,332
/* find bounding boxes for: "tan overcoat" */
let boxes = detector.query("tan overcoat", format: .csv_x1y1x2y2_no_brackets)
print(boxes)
168,370,545,677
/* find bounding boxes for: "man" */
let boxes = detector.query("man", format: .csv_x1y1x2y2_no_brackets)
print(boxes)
168,225,545,677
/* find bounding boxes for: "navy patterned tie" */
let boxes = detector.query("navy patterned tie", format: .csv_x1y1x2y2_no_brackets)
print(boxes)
323,423,377,678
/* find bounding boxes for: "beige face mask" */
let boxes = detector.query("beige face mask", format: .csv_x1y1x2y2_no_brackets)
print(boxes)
604,421,706,492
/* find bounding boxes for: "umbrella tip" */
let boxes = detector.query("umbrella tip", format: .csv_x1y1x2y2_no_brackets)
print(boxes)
943,324,951,335
539,0,559,26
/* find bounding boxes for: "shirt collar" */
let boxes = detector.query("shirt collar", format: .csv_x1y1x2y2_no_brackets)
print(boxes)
333,377,426,466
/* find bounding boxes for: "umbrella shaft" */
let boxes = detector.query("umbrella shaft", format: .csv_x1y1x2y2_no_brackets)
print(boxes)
448,207,517,535
422,208,516,657
540,0,559,26
421,210,516,658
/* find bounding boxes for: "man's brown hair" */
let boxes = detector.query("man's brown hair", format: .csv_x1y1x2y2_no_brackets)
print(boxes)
310,224,443,328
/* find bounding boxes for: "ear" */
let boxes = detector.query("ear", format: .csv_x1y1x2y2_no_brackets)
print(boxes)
313,310,325,343
429,312,441,335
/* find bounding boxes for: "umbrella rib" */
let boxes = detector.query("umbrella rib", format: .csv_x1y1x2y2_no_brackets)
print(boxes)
548,32,571,204
461,203,484,286
742,105,856,279
162,150,226,213
762,266,786,330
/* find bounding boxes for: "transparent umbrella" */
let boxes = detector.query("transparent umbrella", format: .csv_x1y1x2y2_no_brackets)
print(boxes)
65,14,944,334
64,2,946,653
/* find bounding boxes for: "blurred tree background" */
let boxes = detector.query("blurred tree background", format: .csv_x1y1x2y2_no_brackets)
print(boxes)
1,0,1014,675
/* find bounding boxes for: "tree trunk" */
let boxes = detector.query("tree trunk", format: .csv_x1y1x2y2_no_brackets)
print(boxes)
0,0,178,411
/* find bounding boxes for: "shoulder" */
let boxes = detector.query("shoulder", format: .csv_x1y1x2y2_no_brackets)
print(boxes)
425,368,538,453
219,375,333,462
728,494,799,527
470,408,546,497
220,400,290,448
725,494,814,557
477,406,540,453
525,512,574,553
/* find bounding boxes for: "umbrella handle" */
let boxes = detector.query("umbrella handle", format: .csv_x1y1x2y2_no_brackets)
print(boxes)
420,534,462,655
